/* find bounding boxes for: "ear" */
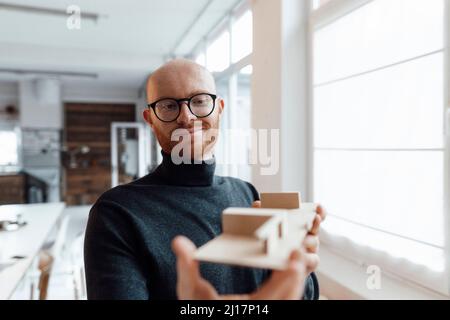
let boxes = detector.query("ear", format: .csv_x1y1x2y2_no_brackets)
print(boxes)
143,109,153,128
218,98,225,115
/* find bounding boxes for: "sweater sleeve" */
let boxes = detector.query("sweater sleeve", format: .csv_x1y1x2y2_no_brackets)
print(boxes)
245,181,261,202
84,199,149,300
303,272,320,300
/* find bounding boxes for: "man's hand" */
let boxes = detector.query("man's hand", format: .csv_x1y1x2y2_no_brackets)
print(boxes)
252,200,327,274
171,202,327,300
303,204,326,273
172,236,308,300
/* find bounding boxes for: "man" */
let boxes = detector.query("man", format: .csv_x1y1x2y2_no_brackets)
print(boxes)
84,59,326,300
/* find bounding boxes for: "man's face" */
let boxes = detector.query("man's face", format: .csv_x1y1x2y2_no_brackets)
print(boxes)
143,60,224,160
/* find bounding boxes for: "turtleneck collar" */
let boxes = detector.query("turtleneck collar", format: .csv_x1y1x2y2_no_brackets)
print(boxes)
152,151,216,186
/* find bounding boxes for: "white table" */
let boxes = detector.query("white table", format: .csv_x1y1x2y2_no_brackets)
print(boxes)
0,202,65,300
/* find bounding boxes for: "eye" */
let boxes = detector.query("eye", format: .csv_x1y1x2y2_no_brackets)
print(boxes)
191,95,212,107
157,100,178,111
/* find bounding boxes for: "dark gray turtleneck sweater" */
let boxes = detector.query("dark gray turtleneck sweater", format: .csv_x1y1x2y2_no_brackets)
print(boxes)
84,152,319,300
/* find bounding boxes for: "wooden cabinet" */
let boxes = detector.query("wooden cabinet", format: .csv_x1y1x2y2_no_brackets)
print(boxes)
63,103,135,206
0,172,47,205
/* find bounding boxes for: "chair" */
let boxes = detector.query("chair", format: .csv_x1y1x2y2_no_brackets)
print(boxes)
30,213,71,299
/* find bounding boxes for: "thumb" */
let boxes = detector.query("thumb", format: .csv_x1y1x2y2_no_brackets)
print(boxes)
172,235,198,264
252,200,262,208
172,236,201,293
171,236,219,300
251,249,307,300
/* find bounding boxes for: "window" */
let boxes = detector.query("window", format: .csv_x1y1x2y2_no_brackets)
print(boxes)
240,65,253,75
214,76,230,177
0,130,19,167
195,52,206,67
233,66,253,181
311,0,448,292
214,66,253,180
231,10,253,63
312,0,333,10
206,30,230,72
192,2,253,182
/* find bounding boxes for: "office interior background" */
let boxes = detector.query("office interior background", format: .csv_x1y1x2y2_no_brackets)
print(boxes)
0,0,449,300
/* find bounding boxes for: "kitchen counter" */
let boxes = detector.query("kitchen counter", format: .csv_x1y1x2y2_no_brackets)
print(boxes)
0,202,65,300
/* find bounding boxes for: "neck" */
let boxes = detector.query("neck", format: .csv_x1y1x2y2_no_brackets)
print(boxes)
153,150,216,186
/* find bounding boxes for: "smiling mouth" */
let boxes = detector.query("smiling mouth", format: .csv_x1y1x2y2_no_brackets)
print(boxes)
171,126,206,138
186,127,203,134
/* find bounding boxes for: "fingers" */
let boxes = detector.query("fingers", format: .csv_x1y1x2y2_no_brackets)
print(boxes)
303,251,320,274
303,234,319,253
308,214,322,236
172,235,197,257
172,236,219,300
252,200,262,208
171,236,201,299
302,233,320,272
273,250,307,299
252,249,307,300
172,236,200,278
315,205,327,221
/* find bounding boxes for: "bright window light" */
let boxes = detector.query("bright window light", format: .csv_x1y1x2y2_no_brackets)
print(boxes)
195,53,206,67
312,0,333,10
314,150,444,247
240,65,253,75
313,0,446,273
206,31,230,72
231,10,253,63
314,0,444,84
314,52,444,149
0,131,18,166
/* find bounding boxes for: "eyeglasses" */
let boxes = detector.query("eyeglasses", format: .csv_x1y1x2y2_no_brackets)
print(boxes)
147,93,217,123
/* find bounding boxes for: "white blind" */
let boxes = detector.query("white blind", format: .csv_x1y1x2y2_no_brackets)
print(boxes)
312,0,446,274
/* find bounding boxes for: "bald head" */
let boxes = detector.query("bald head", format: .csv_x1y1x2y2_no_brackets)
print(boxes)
143,58,225,158
146,59,216,103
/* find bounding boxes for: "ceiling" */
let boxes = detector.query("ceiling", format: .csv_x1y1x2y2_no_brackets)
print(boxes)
0,0,242,90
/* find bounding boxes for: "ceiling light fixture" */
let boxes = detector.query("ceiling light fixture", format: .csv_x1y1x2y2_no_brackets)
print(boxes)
0,2,105,22
0,68,98,79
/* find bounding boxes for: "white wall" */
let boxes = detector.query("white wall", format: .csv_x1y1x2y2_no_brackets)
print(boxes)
62,84,139,105
0,82,18,104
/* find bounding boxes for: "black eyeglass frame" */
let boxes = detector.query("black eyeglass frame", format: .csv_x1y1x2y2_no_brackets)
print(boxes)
147,93,217,123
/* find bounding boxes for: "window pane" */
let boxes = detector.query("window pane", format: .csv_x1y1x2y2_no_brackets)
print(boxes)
206,31,230,72
195,53,206,67
322,217,445,272
314,150,445,247
0,131,18,166
314,52,444,149
314,0,444,84
235,67,253,181
215,68,253,181
312,0,333,10
214,77,229,177
231,10,253,63
240,65,253,75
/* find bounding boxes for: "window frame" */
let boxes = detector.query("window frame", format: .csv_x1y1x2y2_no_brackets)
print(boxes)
191,0,251,71
444,0,450,298
307,0,450,295
190,0,253,178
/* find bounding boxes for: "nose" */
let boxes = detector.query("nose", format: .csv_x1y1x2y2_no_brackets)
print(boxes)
176,101,196,125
